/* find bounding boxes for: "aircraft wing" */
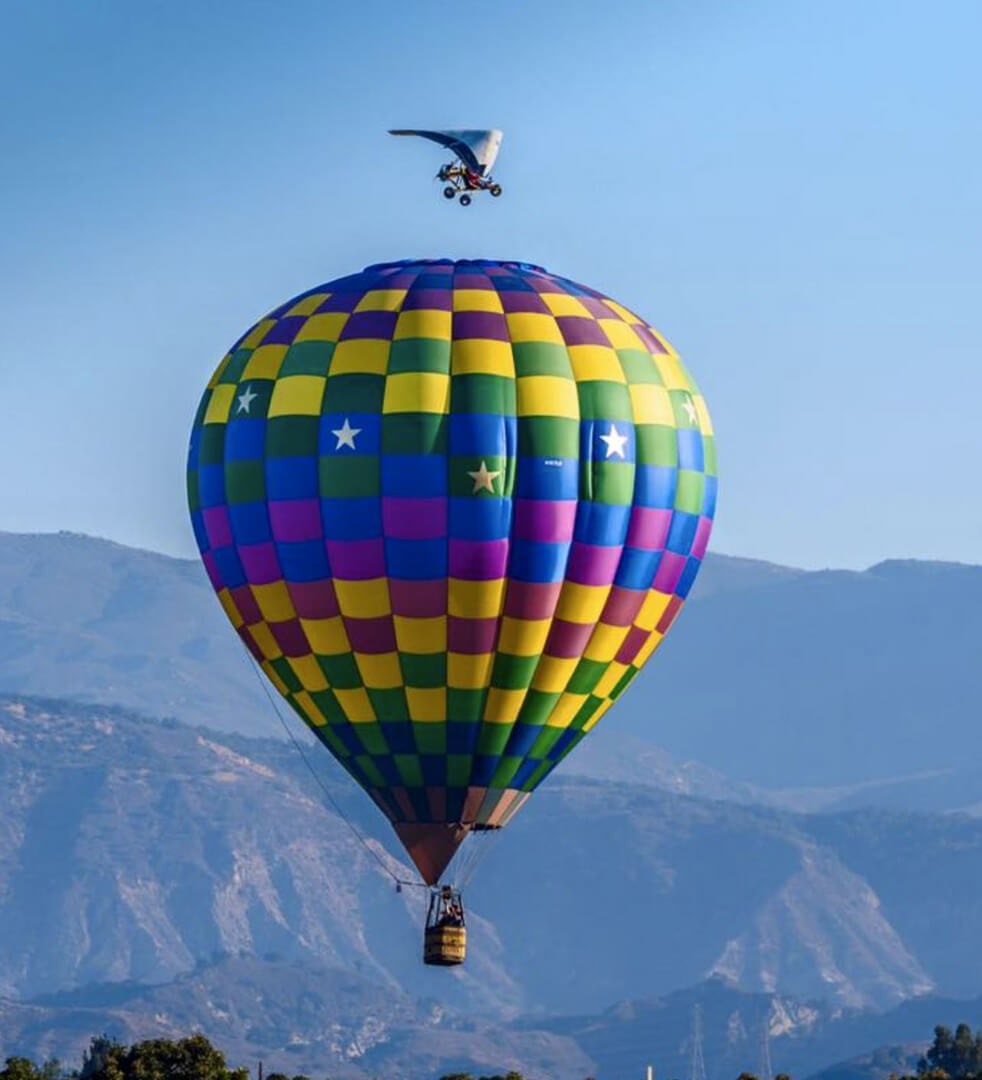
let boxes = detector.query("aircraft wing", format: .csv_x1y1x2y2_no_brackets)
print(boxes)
389,129,503,175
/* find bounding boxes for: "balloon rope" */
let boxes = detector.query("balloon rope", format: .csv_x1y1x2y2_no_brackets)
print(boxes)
244,653,425,891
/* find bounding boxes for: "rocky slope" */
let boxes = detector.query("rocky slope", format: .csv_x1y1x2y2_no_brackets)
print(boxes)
3,695,981,1019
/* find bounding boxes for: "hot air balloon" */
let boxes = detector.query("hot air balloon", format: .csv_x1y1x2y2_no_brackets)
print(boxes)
187,258,716,965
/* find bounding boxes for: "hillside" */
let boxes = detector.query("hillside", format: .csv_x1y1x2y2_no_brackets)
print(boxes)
4,961,981,1080
1,532,980,800
6,695,982,1020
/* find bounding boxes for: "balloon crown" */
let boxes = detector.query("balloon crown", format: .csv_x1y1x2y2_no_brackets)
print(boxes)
363,258,548,274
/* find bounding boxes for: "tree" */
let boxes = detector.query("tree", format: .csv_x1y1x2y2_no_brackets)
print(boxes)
0,1058,43,1080
79,1038,118,1080
919,1023,982,1080
78,1034,246,1080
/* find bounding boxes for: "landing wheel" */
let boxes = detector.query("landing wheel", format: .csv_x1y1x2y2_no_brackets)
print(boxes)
443,186,456,199
459,194,472,206
490,184,502,197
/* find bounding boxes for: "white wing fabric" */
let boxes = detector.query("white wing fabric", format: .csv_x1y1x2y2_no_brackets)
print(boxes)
389,129,503,175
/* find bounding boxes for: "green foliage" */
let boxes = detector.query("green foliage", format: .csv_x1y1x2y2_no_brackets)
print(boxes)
0,1056,65,1080
1,1058,46,1080
75,1034,246,1080
439,1074,526,1080
914,1023,982,1080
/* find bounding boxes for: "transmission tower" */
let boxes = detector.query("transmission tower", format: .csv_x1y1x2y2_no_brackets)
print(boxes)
690,1003,707,1080
756,1010,773,1080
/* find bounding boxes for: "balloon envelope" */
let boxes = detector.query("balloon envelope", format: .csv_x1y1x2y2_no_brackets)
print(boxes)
187,259,716,883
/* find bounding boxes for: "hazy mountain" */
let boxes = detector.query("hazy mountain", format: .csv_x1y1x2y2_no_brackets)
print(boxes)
4,962,980,1080
531,978,982,1080
614,557,982,789
1,532,980,800
6,694,982,1023
0,956,592,1080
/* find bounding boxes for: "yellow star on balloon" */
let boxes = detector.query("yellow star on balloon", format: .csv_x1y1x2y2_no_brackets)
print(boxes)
467,460,501,494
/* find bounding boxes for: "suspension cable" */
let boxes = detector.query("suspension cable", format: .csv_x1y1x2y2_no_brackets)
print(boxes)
243,653,426,891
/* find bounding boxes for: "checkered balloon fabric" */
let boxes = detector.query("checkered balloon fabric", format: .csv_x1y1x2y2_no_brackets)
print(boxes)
187,259,716,879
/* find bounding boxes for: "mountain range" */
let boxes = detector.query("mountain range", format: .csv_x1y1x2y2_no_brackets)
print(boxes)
1,532,979,806
2,531,982,1077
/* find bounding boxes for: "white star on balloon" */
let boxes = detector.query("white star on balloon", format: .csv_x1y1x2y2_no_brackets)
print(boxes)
681,396,698,425
331,418,362,450
599,423,628,459
236,385,258,414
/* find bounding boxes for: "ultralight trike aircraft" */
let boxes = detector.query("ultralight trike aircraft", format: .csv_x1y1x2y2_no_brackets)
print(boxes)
389,128,503,205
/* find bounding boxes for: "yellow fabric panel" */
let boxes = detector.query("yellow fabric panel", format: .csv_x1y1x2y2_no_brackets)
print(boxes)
287,654,329,691
601,299,642,324
294,312,348,343
505,312,565,344
334,578,390,616
633,630,664,667
383,372,451,414
556,583,609,625
330,339,390,374
567,345,626,384
452,288,505,312
497,616,551,655
532,655,578,693
241,344,287,380
394,615,446,653
635,590,672,631
251,581,295,622
407,687,445,722
517,376,579,418
250,622,283,660
333,687,376,722
355,288,408,311
268,375,326,417
594,661,629,699
216,588,244,629
695,394,714,436
356,651,403,689
653,353,691,391
483,688,526,724
240,318,277,349
203,384,236,424
582,698,614,732
449,579,506,618
540,292,591,317
293,689,328,726
300,616,350,655
260,659,289,695
448,652,494,689
451,338,514,376
583,622,630,662
284,293,329,317
546,691,588,728
597,319,646,351
629,383,675,425
394,308,451,340
207,355,232,389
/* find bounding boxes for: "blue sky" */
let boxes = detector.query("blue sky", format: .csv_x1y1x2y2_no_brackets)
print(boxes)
1,0,979,569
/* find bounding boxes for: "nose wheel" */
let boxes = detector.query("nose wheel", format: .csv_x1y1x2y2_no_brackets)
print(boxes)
459,194,471,206
443,186,456,199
